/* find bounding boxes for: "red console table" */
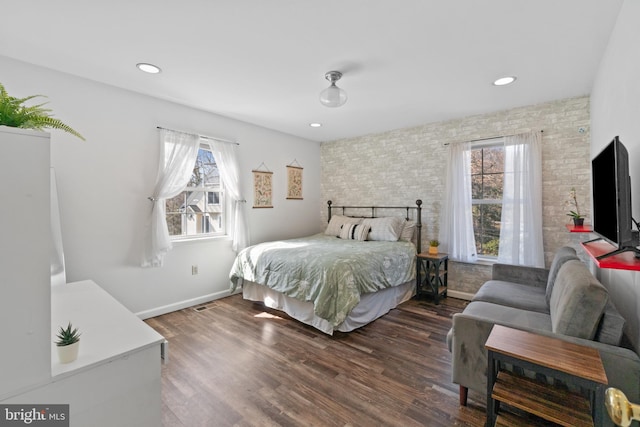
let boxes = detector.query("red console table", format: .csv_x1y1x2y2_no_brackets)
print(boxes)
581,239,640,271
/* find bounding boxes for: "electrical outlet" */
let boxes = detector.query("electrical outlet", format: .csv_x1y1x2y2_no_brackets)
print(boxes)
191,265,198,275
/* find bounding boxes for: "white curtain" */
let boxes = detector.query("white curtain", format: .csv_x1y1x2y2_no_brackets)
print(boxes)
207,140,250,252
439,141,478,263
498,132,544,267
142,129,200,267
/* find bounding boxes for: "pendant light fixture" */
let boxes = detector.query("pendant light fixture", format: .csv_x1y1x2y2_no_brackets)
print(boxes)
319,71,347,107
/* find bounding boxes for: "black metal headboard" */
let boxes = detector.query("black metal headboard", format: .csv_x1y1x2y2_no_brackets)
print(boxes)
327,200,423,253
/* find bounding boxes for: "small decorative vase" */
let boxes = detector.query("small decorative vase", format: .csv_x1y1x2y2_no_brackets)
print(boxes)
429,246,438,255
573,218,585,227
57,341,80,364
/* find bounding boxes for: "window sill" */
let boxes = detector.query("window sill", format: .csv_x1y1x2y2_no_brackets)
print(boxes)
171,234,230,245
451,256,496,267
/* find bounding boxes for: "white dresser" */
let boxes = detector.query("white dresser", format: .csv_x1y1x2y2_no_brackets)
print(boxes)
5,280,165,427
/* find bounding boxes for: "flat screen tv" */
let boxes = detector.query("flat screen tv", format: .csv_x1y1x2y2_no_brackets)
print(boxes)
591,136,637,259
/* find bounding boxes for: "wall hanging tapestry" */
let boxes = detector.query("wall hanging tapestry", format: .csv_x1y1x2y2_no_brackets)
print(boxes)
286,160,303,200
252,163,273,208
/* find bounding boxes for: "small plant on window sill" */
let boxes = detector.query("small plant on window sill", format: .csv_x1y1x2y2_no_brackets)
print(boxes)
566,187,585,226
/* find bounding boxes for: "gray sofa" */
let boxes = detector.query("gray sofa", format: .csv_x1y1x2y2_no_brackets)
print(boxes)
446,247,640,424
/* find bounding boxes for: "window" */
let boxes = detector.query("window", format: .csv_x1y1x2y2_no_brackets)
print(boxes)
441,132,542,266
166,145,224,238
470,143,504,257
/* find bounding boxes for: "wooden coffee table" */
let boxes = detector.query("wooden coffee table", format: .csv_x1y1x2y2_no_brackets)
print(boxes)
485,325,608,427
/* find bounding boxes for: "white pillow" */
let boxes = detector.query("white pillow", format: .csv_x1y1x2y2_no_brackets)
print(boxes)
339,223,371,241
400,220,416,242
325,215,361,237
361,217,405,241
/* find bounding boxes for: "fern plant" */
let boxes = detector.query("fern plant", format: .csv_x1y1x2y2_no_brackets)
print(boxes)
0,82,84,140
55,322,81,347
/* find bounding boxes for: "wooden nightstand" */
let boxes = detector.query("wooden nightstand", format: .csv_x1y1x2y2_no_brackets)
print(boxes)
416,252,448,304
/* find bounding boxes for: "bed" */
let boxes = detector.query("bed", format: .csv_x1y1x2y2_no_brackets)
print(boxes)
229,200,423,335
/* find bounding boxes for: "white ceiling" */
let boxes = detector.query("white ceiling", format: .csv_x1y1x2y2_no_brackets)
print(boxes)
0,1,623,142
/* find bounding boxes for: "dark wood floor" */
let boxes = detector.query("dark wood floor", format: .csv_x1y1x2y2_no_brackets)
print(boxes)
145,295,489,427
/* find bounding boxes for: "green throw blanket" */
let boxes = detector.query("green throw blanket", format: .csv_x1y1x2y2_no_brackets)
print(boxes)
230,233,416,327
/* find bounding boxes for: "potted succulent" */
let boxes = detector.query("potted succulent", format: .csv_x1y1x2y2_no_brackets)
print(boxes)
566,187,585,226
429,239,440,255
55,322,81,364
0,82,84,140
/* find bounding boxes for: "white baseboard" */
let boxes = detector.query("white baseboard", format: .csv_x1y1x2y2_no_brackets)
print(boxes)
135,289,242,319
447,290,475,301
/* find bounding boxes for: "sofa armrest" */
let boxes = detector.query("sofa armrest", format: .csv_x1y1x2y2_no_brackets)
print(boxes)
449,313,496,395
449,312,640,414
491,263,549,288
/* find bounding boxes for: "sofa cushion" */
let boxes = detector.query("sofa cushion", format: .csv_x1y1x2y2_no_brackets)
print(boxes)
492,263,549,288
461,301,552,332
550,260,609,340
545,246,579,305
472,280,549,314
595,300,626,346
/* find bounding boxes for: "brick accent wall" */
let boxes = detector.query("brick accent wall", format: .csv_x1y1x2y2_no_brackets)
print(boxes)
321,96,591,295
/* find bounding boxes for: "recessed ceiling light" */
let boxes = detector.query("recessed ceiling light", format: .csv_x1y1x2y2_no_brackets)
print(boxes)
493,76,516,86
136,63,162,74
309,123,322,128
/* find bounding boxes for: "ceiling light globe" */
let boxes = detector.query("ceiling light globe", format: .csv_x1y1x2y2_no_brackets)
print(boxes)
319,84,347,108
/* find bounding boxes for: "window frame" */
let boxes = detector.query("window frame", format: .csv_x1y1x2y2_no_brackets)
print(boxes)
469,138,504,260
166,143,226,241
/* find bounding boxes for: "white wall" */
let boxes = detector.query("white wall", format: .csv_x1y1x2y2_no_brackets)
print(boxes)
0,55,322,317
590,0,640,352
322,96,591,297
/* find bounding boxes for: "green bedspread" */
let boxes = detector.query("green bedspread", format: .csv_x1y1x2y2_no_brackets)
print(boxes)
229,233,416,327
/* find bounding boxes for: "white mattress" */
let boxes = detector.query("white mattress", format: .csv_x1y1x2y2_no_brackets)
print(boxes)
241,280,416,335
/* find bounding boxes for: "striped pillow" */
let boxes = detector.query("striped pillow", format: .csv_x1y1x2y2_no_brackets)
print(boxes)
325,215,361,237
339,223,371,241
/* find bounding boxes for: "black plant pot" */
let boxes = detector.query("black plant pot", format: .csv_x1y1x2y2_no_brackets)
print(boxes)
573,218,585,226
